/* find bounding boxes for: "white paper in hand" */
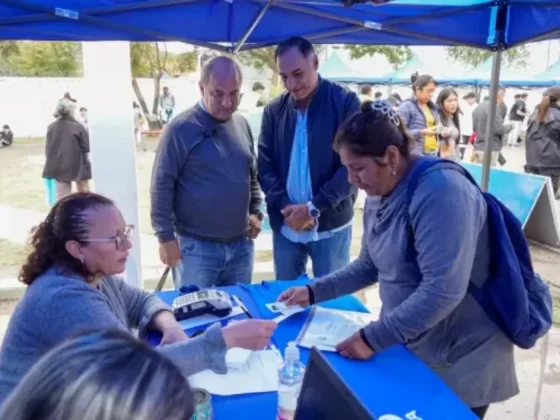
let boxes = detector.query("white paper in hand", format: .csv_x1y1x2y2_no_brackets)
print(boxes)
266,302,305,315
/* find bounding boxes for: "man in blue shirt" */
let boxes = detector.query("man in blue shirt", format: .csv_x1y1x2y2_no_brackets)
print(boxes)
258,37,360,280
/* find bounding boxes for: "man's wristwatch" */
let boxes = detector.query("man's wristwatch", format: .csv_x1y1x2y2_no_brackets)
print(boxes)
307,201,320,218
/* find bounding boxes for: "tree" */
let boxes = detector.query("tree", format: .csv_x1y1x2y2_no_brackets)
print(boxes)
343,45,413,68
238,45,326,87
445,45,529,69
0,41,20,75
9,42,82,77
130,43,198,130
238,47,278,85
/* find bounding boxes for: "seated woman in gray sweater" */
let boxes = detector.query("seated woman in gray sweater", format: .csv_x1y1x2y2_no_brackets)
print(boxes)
278,101,518,419
0,192,276,404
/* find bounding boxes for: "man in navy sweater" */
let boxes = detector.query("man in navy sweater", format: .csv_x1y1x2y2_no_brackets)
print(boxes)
258,37,360,280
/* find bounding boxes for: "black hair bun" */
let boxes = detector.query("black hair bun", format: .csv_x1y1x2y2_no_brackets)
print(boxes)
410,71,419,84
360,100,374,112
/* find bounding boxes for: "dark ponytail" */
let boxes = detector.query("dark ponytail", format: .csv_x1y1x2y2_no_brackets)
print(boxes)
334,100,415,159
19,193,114,285
537,87,560,124
411,72,436,94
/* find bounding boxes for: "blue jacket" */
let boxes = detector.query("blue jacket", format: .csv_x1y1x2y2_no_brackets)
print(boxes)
257,77,360,232
398,96,439,154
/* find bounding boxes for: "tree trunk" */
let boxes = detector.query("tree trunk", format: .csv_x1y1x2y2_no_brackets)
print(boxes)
271,72,280,89
132,77,150,116
152,74,161,116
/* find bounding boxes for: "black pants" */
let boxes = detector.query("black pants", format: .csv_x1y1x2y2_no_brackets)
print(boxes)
525,166,560,197
472,405,489,419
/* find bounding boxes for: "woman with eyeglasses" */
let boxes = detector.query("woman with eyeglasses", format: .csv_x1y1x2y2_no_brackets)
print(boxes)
0,330,196,420
278,101,518,419
0,192,276,405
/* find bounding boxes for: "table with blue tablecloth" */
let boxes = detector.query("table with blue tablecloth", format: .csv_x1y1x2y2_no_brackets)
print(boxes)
149,278,476,419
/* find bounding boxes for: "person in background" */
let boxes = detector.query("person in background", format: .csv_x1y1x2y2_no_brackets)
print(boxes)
436,88,462,162
389,93,402,111
77,107,88,131
459,92,477,157
43,99,91,200
159,86,176,124
151,56,263,289
133,102,147,152
525,87,560,200
238,82,268,113
0,125,13,148
374,91,383,100
0,330,196,420
397,72,439,156
471,87,513,166
54,92,77,118
0,193,276,404
359,84,373,103
278,102,518,419
258,36,360,280
508,92,529,147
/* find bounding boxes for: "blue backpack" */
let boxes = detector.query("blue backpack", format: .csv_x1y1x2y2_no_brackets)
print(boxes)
406,157,553,349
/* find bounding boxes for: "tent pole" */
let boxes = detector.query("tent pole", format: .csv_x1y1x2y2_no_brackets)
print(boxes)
232,1,271,54
82,41,143,288
480,50,502,192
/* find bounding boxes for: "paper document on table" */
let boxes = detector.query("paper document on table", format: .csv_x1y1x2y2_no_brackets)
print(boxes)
296,306,376,352
178,306,244,330
188,347,283,395
225,347,253,369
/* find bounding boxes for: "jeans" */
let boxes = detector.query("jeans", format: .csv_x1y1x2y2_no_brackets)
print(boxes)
172,234,254,289
272,226,352,280
507,120,523,146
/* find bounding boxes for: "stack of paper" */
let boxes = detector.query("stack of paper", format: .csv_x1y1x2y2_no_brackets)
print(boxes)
297,307,376,352
189,347,283,395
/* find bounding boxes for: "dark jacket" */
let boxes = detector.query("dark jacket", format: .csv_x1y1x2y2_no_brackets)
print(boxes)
257,77,360,233
0,130,13,146
397,96,439,154
525,104,560,170
472,100,512,152
43,116,91,182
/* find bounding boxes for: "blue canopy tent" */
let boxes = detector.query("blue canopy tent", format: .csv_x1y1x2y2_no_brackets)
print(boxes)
320,50,387,83
1,0,560,189
460,55,553,87
533,58,560,86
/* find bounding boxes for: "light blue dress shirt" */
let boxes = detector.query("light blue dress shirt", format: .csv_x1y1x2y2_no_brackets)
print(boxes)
281,110,351,244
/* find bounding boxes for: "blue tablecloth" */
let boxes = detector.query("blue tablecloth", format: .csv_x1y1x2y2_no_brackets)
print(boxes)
150,278,476,419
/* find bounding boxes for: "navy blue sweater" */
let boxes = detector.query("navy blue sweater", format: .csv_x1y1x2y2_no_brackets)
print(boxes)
257,77,360,232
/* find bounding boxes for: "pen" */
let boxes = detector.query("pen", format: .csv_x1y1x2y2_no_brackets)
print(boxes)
232,295,253,319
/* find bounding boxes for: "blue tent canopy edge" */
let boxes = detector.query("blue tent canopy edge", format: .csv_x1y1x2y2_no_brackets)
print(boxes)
0,0,558,53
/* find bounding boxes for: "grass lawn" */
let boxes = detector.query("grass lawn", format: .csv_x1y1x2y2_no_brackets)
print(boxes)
1,136,558,310
0,137,363,274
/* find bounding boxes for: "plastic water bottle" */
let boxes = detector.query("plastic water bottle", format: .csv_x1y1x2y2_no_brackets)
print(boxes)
277,341,306,420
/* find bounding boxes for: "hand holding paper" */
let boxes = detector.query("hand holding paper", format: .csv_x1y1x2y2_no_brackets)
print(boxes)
277,286,311,307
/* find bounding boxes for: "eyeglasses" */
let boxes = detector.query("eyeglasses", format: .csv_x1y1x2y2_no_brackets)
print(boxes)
86,225,134,250
363,100,401,127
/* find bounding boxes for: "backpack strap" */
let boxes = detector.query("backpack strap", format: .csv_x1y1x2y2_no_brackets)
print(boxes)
405,157,482,206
